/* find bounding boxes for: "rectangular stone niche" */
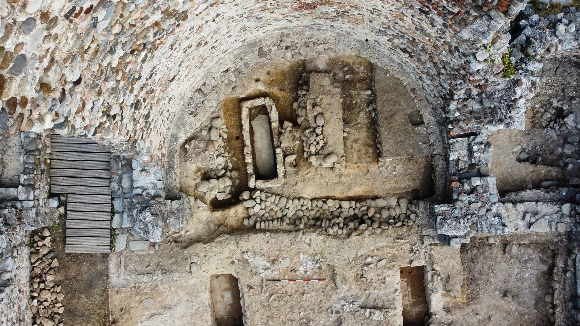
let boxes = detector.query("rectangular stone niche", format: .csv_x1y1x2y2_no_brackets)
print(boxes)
241,97,284,188
210,274,244,326
400,266,429,326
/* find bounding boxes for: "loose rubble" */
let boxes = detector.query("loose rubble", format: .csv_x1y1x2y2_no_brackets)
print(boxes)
190,116,235,201
28,228,63,326
297,74,342,169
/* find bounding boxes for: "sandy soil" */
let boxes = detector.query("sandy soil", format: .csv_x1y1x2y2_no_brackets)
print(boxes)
491,129,564,194
51,214,109,326
430,234,567,326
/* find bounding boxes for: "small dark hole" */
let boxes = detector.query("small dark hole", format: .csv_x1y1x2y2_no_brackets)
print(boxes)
73,77,82,86
365,38,368,42
255,78,261,83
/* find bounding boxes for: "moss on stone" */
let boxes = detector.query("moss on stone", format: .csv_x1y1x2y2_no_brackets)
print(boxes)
110,228,117,251
501,50,516,79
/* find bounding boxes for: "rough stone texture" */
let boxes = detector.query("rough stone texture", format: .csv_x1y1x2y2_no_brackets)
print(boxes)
0,0,530,162
0,132,54,326
1,1,580,324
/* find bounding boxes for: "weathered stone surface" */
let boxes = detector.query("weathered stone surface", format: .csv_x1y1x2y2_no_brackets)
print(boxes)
530,218,550,233
115,233,128,252
19,18,36,34
7,54,27,76
128,240,149,251
0,2,579,324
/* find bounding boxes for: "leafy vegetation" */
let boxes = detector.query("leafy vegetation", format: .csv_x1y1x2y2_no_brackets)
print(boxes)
501,50,516,78
110,228,117,251
486,43,496,64
28,229,40,248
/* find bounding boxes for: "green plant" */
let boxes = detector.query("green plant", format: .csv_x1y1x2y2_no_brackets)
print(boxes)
486,44,495,64
501,50,516,78
28,229,40,248
110,228,117,250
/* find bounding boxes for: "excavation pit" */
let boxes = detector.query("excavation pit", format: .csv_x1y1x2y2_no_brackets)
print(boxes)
210,274,244,326
400,266,429,326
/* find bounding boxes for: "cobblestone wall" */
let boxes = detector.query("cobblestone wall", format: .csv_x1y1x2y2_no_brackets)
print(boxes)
0,0,529,160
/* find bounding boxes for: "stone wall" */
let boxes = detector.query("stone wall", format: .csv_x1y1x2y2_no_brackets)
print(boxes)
0,0,529,161
0,131,53,326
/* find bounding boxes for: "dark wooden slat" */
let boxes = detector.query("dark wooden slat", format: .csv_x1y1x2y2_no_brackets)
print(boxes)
66,219,111,229
67,202,111,212
66,237,110,246
67,194,111,204
51,136,98,145
50,169,111,178
67,211,111,221
67,228,110,237
52,135,114,253
51,185,110,195
51,152,111,162
67,211,111,220
51,177,110,187
51,143,109,153
51,160,110,170
65,244,110,254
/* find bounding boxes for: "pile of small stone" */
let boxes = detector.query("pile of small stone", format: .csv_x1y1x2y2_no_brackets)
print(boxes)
302,113,326,158
195,176,233,200
29,228,63,326
294,80,328,160
204,117,231,177
194,116,235,200
240,190,418,236
295,78,310,126
279,121,298,167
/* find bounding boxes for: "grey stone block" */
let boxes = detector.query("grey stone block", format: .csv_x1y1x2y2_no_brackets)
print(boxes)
121,211,133,228
122,173,133,189
19,17,36,34
17,186,31,201
111,213,122,228
47,197,59,208
530,218,550,232
7,54,28,76
0,188,18,200
115,233,128,252
113,197,124,213
128,240,149,251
